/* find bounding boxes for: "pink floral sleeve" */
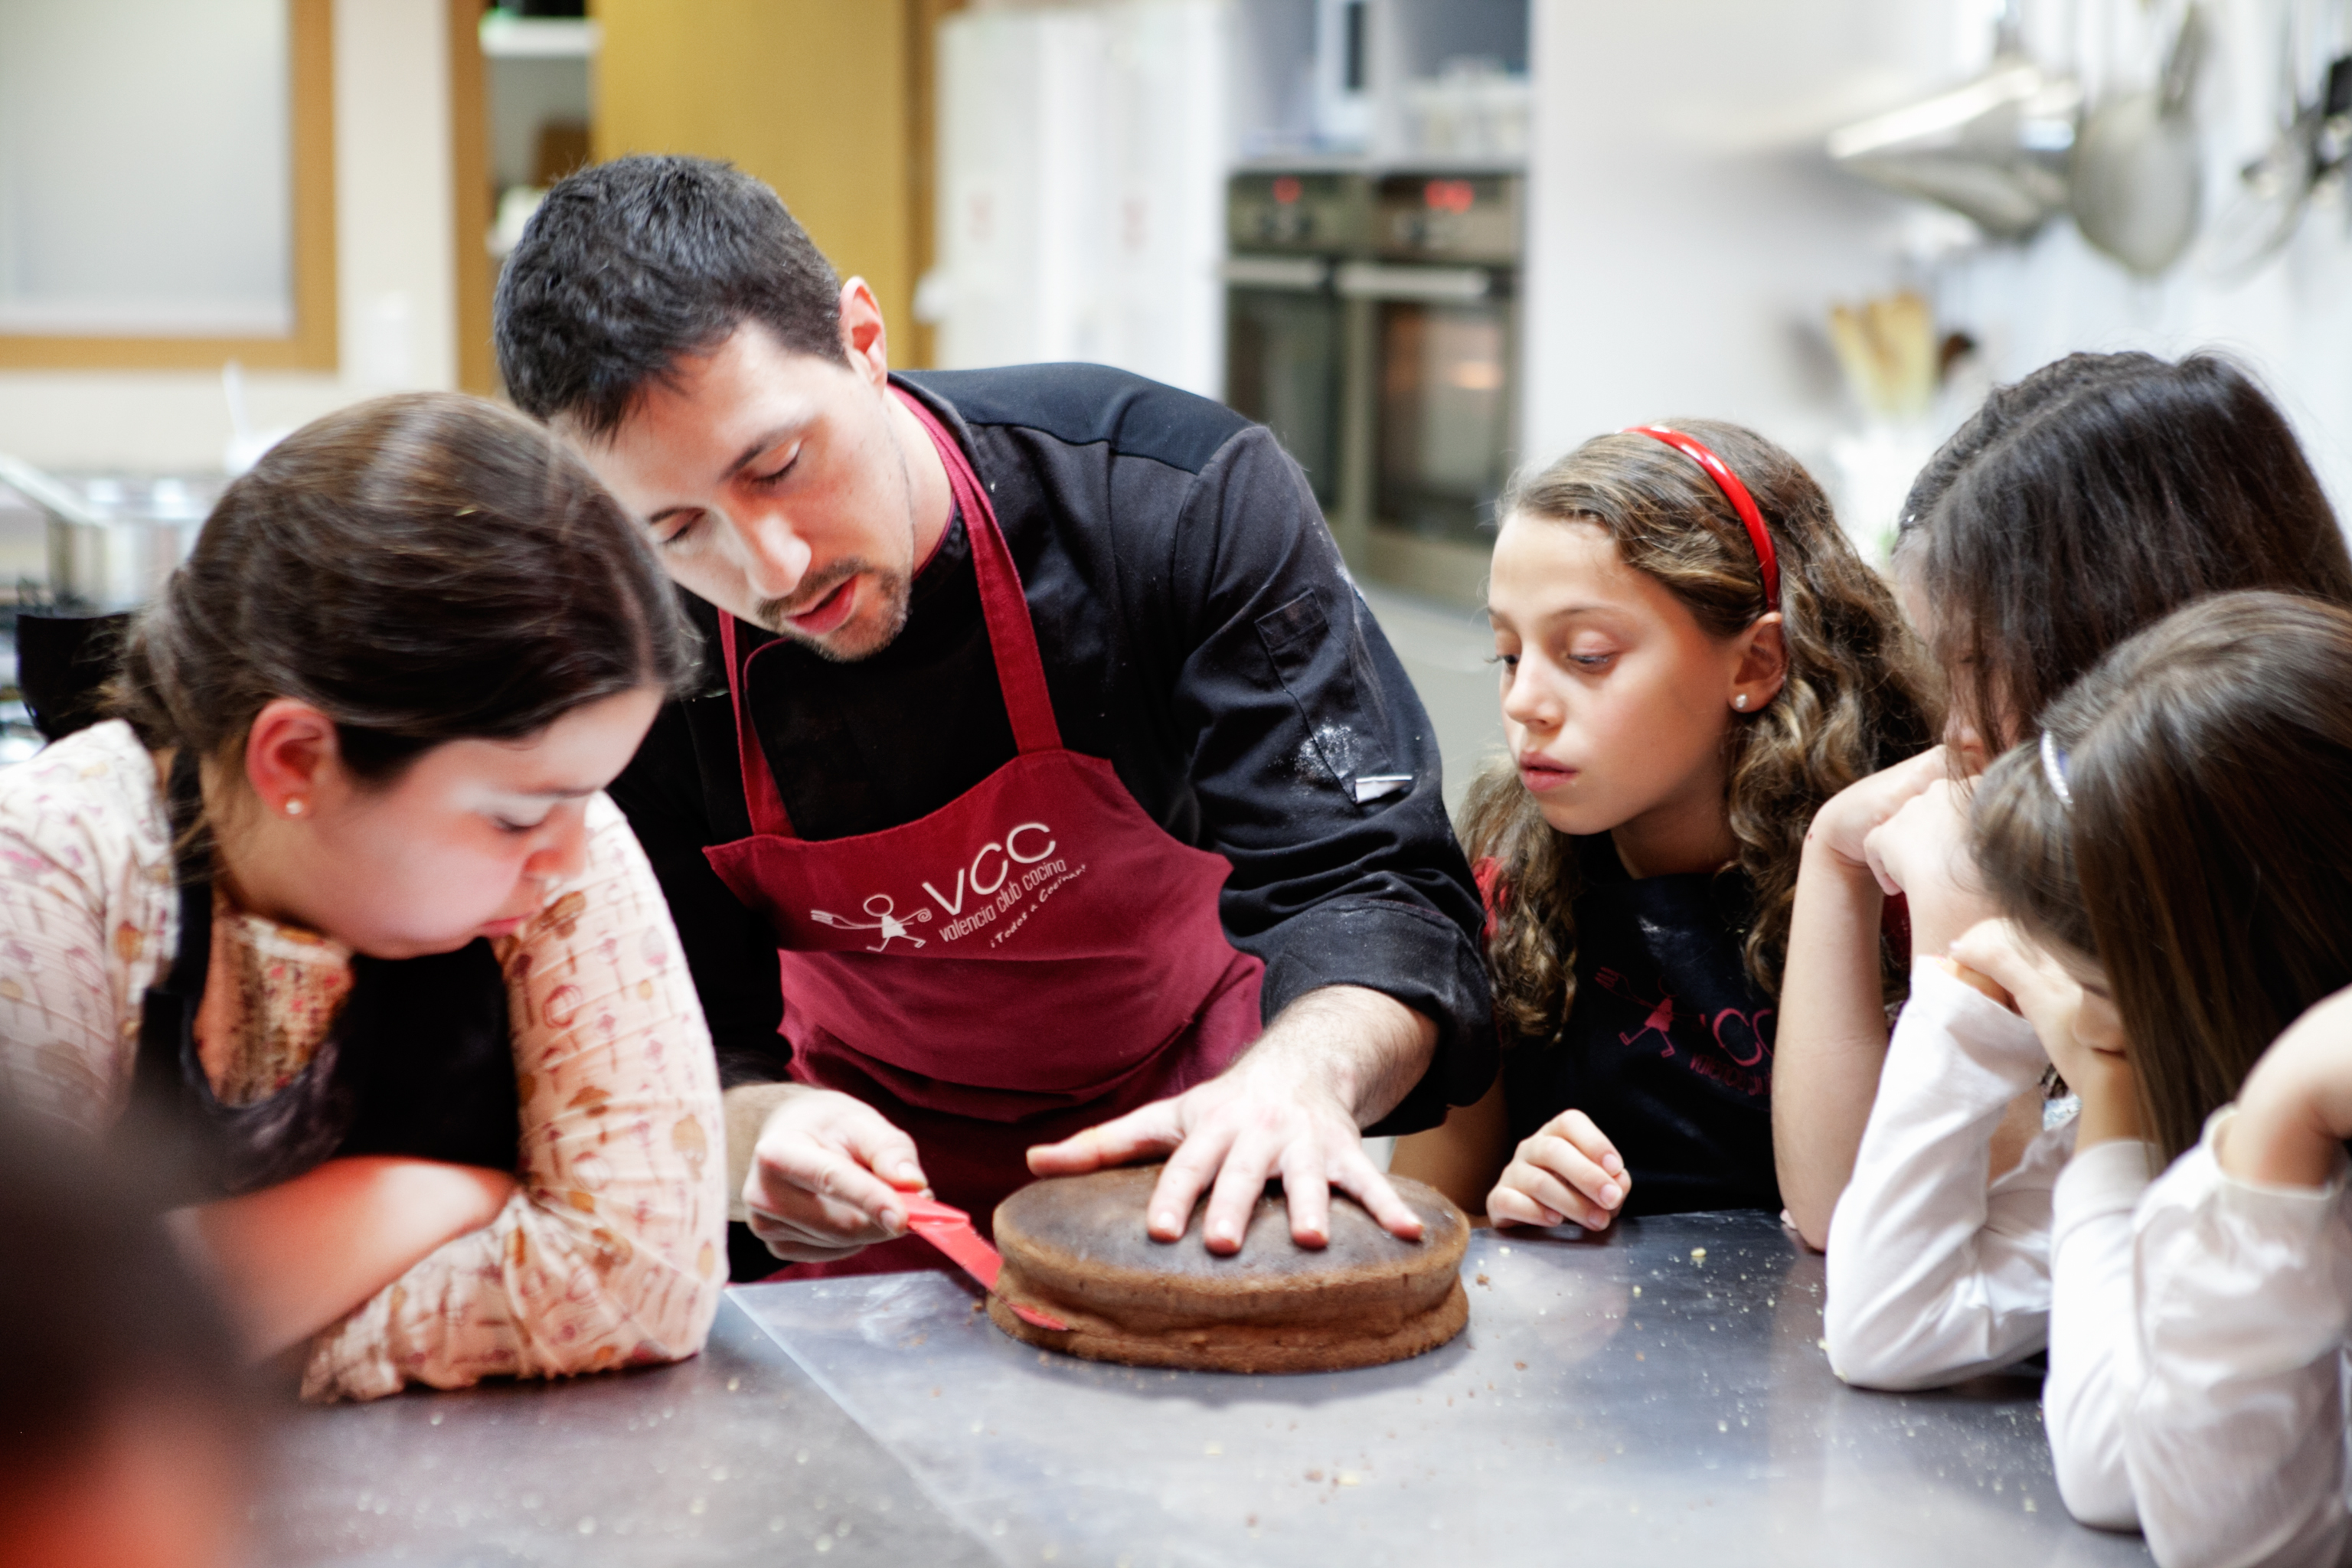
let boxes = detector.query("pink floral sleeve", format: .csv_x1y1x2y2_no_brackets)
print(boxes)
300,795,727,1401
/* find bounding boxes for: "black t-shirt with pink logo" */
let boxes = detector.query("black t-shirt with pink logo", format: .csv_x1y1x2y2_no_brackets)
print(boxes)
1501,835,1780,1217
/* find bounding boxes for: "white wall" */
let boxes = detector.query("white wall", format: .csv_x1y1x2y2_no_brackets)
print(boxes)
1522,0,2352,539
0,0,456,472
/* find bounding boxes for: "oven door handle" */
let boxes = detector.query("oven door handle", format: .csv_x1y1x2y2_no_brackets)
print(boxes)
1333,262,1492,302
1218,255,1331,291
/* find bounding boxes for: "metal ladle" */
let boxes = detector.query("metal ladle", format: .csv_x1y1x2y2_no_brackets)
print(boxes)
2070,2,2209,276
1827,1,2081,240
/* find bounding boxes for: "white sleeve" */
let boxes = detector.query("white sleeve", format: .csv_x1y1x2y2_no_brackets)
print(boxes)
1825,962,2066,1390
2044,1135,2158,1529
2128,1109,2352,1568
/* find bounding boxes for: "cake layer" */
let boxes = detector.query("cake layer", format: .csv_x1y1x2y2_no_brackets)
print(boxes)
985,1165,1471,1373
988,1278,1469,1374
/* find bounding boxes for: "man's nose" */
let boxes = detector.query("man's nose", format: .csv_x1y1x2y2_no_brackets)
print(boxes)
730,506,815,600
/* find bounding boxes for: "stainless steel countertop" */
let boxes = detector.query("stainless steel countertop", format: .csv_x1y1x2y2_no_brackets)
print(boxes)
251,1302,993,1567
256,1210,2153,1566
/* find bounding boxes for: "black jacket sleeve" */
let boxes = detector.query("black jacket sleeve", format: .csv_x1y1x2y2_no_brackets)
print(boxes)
1131,426,1496,1133
606,687,789,1090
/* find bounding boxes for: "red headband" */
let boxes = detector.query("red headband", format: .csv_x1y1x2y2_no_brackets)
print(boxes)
1622,425,1780,610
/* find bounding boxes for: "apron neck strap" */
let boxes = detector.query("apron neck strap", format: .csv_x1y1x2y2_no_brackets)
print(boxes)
891,384,1061,754
714,383,1064,842
717,611,797,838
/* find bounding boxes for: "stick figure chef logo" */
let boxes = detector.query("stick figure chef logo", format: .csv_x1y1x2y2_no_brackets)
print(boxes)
808,894,933,952
806,822,1062,952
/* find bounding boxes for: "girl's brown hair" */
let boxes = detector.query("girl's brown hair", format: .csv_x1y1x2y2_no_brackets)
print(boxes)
1467,420,1937,1041
1896,351,2352,751
115,392,695,780
1972,592,2352,1160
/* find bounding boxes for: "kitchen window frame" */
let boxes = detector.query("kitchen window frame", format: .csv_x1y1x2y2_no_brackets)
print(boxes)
0,0,337,372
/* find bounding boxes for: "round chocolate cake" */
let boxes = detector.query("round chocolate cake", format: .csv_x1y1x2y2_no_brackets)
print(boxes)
986,1165,1470,1373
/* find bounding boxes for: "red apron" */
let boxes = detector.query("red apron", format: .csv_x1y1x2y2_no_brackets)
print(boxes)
707,387,1264,1269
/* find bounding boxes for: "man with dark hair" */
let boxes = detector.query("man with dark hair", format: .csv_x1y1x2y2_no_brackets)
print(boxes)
496,155,1492,1276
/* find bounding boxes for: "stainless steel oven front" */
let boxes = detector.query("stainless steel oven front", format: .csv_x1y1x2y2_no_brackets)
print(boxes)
1348,173,1521,605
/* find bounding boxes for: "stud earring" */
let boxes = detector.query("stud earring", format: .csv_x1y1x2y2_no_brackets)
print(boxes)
1733,694,1749,711
284,798,306,817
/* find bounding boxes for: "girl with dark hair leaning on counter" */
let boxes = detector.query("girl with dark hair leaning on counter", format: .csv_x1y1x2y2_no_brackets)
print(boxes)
0,394,726,1400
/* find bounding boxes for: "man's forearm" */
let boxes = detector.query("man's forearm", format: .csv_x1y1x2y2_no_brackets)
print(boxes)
1774,841,1896,1248
1233,984,1437,1126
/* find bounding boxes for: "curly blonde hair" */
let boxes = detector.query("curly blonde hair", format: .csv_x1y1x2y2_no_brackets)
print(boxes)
1466,420,1937,1042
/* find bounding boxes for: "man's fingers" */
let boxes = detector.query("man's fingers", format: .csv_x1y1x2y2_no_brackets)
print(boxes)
1276,1138,1333,1248
1331,1153,1423,1241
1027,1100,1187,1177
1202,1118,1292,1253
1145,1119,1237,1243
756,1144,910,1235
840,1115,929,1193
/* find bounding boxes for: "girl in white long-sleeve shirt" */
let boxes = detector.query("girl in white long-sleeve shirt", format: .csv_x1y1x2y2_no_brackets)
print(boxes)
1831,592,2352,1550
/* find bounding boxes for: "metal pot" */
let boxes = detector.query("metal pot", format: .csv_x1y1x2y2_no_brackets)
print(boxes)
0,456,214,612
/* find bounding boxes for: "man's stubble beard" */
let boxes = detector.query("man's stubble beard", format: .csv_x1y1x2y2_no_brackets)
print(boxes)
750,562,912,664
748,422,923,665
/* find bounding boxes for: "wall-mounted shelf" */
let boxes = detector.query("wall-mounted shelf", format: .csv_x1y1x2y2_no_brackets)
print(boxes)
479,14,598,60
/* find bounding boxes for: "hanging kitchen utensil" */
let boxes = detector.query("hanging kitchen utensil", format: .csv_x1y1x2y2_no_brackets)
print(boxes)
899,1196,1070,1331
1827,2,2080,240
2201,0,2351,281
2071,2,2209,276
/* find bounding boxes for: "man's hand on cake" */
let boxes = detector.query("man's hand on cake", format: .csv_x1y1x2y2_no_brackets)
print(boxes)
1487,1109,1629,1231
743,1085,932,1261
1027,985,1439,1255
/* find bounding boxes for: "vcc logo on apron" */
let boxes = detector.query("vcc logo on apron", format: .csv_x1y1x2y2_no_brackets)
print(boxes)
808,822,1062,952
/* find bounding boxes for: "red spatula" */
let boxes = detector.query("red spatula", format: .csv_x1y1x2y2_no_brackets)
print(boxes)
900,1196,1069,1331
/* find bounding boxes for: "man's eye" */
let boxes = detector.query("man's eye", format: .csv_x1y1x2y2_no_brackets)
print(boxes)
747,453,798,486
654,514,700,549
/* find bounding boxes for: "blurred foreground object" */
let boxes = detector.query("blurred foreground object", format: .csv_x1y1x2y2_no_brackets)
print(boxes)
1826,3,2079,240
0,1109,256,1568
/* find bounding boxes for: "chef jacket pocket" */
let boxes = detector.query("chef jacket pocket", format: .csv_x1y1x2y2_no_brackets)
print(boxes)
1253,590,1401,807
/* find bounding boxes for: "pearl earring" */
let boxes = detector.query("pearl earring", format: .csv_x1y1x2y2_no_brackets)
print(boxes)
284,798,305,817
1733,694,1749,711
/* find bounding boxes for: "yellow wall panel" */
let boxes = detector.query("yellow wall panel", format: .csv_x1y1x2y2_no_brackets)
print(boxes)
593,0,917,360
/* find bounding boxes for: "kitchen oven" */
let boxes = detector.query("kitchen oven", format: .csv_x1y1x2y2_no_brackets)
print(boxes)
1220,172,1367,514
1224,169,1521,605
1348,172,1521,604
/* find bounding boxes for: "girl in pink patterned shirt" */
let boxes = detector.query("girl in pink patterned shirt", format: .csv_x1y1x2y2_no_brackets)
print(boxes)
0,393,726,1400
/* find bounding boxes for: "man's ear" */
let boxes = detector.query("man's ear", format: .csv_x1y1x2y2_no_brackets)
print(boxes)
838,276,890,387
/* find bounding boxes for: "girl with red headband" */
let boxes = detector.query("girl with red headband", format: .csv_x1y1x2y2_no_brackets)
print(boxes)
1392,421,1933,1228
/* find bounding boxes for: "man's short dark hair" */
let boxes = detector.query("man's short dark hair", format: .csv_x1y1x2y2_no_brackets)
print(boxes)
494,154,847,439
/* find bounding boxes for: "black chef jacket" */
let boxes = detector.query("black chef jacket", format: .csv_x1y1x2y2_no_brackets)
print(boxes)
1501,835,1780,1214
608,364,1494,1133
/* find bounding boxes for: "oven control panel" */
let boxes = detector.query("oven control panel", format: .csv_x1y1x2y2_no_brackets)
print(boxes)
1373,174,1522,263
1227,172,1371,253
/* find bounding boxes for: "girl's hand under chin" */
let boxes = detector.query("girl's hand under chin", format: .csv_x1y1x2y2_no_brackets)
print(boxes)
1950,919,2141,1147
1485,1109,1631,1231
2220,984,2352,1189
1860,776,2004,960
1808,744,1952,871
